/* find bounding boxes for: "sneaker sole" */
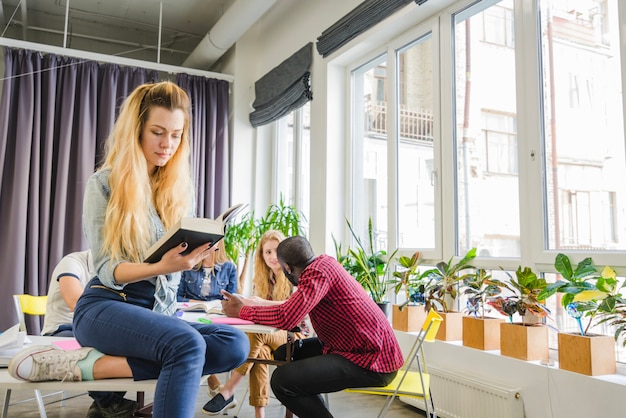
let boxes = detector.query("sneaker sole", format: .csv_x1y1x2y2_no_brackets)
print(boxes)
8,345,58,381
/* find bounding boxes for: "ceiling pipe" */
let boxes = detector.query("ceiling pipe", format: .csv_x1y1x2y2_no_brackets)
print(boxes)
182,0,277,70
20,0,27,40
0,1,5,28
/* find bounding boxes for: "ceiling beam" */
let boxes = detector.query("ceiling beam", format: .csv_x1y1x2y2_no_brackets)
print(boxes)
0,37,234,82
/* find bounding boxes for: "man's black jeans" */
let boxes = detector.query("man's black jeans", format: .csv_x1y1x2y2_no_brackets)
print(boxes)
271,338,397,418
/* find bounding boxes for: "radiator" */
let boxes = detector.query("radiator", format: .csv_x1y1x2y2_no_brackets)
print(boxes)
401,366,524,418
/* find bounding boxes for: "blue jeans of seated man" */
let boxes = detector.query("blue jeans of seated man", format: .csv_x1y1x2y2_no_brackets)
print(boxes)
74,292,249,418
45,324,126,407
271,338,397,418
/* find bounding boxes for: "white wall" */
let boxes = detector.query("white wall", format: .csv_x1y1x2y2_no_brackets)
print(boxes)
410,340,626,417
222,0,364,254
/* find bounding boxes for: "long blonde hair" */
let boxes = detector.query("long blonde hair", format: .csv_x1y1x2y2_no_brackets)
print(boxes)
99,81,193,262
193,239,230,271
253,230,292,300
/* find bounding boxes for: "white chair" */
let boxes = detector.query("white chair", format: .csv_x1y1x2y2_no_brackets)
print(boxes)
12,294,66,418
346,309,442,418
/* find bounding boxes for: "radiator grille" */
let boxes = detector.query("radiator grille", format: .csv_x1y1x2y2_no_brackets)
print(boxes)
404,366,524,418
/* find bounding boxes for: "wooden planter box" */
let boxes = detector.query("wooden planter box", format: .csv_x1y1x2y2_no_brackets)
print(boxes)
392,305,427,332
500,322,548,361
435,311,463,341
558,332,616,376
462,316,504,350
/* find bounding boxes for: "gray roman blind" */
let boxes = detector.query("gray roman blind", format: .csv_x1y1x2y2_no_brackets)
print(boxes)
249,43,313,128
316,0,428,58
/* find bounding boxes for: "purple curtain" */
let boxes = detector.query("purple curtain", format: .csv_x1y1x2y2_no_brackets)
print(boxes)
0,48,229,332
176,73,230,219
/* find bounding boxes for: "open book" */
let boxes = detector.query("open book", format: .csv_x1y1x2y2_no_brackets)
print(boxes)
176,300,223,314
144,203,247,263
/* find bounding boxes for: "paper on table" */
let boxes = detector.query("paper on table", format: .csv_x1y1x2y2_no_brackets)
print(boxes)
0,324,27,367
210,317,255,325
52,339,82,350
0,324,26,351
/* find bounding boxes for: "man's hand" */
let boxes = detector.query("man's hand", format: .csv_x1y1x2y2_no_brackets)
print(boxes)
221,290,244,317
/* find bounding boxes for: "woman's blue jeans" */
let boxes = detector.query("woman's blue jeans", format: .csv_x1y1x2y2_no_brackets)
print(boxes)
74,295,249,418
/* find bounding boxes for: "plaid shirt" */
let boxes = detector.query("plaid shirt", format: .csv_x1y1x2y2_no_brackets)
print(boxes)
240,254,404,373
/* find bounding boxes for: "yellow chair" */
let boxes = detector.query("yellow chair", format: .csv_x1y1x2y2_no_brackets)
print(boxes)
346,309,442,418
12,294,68,417
13,294,48,333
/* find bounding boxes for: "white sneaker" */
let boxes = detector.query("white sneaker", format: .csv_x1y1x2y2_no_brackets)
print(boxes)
8,345,93,382
207,384,224,398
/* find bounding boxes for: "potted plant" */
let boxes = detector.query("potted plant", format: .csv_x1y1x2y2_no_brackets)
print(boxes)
538,253,621,375
460,268,504,350
390,252,427,331
334,217,397,316
597,299,626,348
489,266,551,361
224,196,306,293
421,247,477,340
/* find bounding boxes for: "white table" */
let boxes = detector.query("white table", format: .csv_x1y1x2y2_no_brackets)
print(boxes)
0,336,157,418
179,311,280,334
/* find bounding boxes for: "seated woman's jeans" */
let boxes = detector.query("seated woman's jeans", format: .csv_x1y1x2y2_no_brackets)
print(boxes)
74,283,249,418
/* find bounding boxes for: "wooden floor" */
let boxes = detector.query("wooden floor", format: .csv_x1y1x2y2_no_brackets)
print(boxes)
1,372,426,417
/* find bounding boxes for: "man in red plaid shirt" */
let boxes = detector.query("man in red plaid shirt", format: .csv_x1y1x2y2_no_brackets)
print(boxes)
221,236,404,418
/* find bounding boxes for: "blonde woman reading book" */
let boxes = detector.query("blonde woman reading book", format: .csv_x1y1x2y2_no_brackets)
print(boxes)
203,230,309,417
9,81,249,418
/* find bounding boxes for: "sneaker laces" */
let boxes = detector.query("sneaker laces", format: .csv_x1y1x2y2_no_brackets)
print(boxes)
31,349,87,382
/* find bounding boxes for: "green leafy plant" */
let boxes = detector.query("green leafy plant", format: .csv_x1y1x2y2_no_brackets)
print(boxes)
488,266,550,324
390,252,424,310
422,247,477,313
334,218,397,304
538,253,624,335
597,300,626,347
224,196,306,292
462,268,502,318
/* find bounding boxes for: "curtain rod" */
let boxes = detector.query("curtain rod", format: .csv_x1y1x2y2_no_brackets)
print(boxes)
0,37,234,83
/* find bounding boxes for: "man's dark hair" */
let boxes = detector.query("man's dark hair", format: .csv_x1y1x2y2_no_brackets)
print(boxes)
277,236,315,268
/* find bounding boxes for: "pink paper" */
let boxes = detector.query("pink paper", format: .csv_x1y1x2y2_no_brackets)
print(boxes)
210,317,255,325
52,339,82,350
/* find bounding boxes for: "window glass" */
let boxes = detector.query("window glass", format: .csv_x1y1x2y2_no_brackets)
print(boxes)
454,0,520,258
541,0,625,251
352,55,389,248
275,103,311,228
397,33,436,249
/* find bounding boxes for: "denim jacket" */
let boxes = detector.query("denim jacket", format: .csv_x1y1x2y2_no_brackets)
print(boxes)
178,262,237,301
83,169,182,314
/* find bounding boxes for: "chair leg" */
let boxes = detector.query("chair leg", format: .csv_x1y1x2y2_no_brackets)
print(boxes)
34,390,48,418
377,395,395,418
233,385,248,417
2,389,12,418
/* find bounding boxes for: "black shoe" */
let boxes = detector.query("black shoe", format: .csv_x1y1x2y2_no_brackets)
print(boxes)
85,398,138,418
202,393,237,415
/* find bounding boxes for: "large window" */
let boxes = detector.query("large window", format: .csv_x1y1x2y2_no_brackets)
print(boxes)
345,0,626,363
